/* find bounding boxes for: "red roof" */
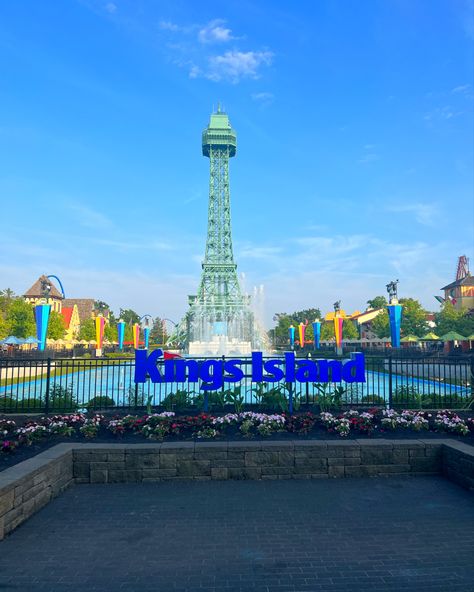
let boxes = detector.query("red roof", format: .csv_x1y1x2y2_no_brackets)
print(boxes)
61,307,74,328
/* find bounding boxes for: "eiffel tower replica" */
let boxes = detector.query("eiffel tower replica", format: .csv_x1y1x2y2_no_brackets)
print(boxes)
186,106,257,355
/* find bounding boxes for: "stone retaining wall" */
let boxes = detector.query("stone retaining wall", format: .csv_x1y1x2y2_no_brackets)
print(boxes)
442,440,474,490
0,443,73,539
0,439,472,539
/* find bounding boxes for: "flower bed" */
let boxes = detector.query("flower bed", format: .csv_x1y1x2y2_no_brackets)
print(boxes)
1,409,473,471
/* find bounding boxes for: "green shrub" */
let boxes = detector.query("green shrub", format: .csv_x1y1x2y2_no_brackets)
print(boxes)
86,395,116,410
0,396,44,412
392,386,421,409
47,384,78,412
193,390,226,411
162,389,194,411
361,394,386,405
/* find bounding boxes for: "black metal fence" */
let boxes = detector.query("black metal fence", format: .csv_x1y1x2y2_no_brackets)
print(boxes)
0,355,472,414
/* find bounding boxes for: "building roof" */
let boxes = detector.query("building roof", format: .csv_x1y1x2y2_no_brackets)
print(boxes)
441,275,474,291
23,275,63,299
61,307,74,328
62,298,96,323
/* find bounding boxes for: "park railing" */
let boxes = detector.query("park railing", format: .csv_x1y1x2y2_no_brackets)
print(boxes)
0,354,472,414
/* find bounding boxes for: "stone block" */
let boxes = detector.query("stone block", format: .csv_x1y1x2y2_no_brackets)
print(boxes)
125,454,160,469
73,462,90,480
0,490,14,516
159,454,176,469
21,482,46,504
142,468,177,479
360,447,393,465
177,460,210,477
50,476,72,497
376,464,411,474
459,458,474,478
213,459,244,468
194,450,227,461
90,469,108,484
74,451,108,462
294,458,327,471
328,466,345,478
245,451,279,467
278,451,294,467
211,467,228,480
409,458,439,473
228,467,262,480
261,466,291,476
392,450,409,464
3,505,22,529
227,450,245,461
344,465,379,478
107,469,141,483
106,452,125,462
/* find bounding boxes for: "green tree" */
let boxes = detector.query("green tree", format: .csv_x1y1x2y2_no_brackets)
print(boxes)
0,288,16,315
95,300,115,322
271,308,322,346
47,310,66,339
371,298,429,338
119,308,140,325
78,318,95,341
104,322,118,342
150,317,168,345
435,301,474,337
366,295,387,309
320,319,359,340
371,310,390,338
6,299,36,338
0,313,8,339
399,298,428,337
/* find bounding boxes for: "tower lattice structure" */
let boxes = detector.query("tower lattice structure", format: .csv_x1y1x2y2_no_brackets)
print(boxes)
187,107,253,342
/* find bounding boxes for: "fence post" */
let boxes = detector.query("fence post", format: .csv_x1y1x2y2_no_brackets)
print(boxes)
44,358,52,415
470,356,474,402
134,382,139,411
288,382,293,416
388,354,393,409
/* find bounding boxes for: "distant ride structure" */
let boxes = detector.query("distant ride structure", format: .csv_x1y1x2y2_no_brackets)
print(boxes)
438,255,474,311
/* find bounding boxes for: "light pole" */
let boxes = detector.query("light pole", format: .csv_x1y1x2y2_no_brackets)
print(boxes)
35,275,65,351
139,315,153,349
117,319,125,350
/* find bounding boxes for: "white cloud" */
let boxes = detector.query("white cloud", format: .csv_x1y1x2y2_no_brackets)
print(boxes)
205,50,273,83
159,20,181,32
105,2,116,14
68,203,114,230
386,202,439,226
424,106,465,122
358,153,379,164
452,84,471,94
198,19,235,44
251,92,275,106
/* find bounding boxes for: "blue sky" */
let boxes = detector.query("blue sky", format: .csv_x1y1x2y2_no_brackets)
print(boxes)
0,0,473,327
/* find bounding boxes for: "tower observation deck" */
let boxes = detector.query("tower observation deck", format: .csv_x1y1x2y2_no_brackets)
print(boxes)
186,107,259,355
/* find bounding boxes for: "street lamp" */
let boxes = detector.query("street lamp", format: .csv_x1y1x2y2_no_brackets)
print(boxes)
34,275,65,352
139,315,153,349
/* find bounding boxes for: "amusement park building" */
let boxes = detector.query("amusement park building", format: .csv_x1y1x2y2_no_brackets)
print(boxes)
23,275,63,313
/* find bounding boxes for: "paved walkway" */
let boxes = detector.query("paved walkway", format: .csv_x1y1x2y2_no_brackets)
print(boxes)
0,477,473,592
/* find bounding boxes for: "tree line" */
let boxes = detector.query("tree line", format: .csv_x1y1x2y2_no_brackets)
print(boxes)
0,290,168,344
270,296,474,346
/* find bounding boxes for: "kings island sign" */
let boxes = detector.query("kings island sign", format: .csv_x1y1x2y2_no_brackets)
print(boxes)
134,351,366,391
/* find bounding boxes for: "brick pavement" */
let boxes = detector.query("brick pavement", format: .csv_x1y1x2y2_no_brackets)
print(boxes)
0,476,473,592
